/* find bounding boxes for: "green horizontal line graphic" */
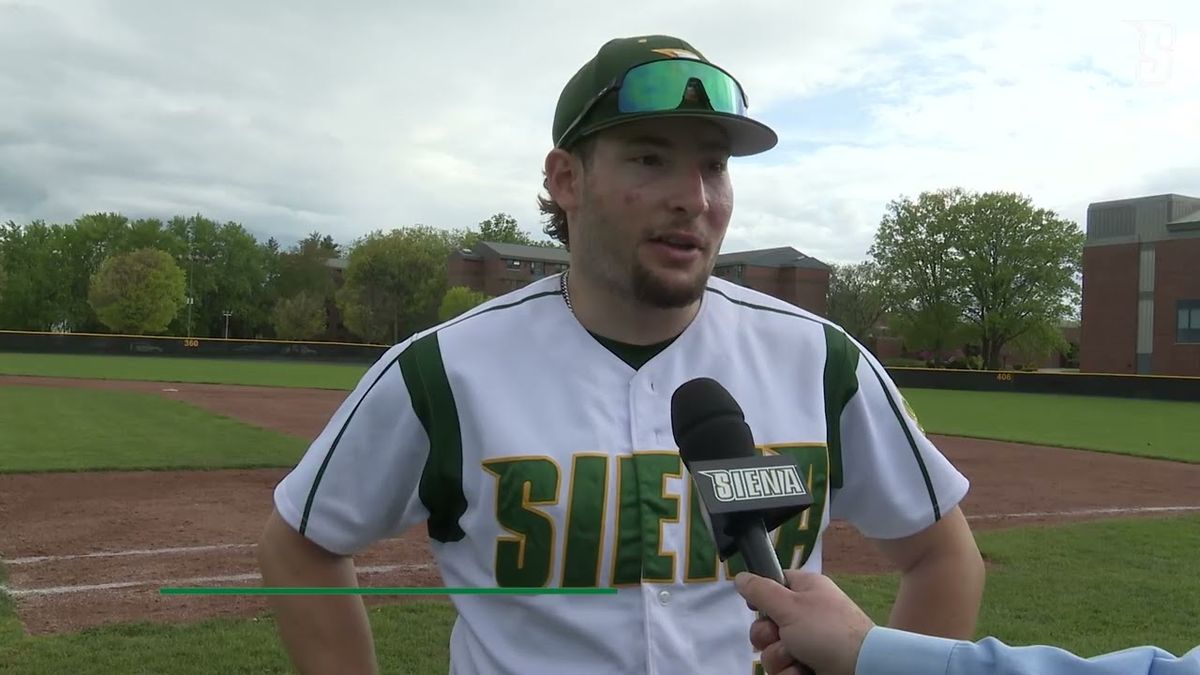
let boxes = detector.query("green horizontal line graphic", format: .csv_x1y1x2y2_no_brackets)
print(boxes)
159,587,618,596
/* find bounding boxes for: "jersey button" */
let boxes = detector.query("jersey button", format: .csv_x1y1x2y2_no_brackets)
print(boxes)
657,590,671,605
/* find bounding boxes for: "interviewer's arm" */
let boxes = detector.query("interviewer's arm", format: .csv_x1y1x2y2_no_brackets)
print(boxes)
735,571,1200,675
256,508,378,675
859,627,1200,675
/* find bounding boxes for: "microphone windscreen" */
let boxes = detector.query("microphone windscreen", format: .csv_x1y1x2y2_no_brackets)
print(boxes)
670,377,757,466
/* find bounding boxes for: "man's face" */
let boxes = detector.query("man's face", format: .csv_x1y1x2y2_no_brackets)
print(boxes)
568,117,734,309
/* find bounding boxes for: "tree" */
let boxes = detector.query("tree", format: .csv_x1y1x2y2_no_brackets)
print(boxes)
164,215,272,339
951,191,1083,369
869,189,969,360
58,213,135,332
272,232,340,302
335,225,460,343
457,213,562,250
869,188,1084,368
260,236,283,334
124,217,184,253
826,261,890,344
271,292,328,340
1005,320,1070,370
439,286,490,322
261,232,343,339
0,220,71,330
296,231,340,257
88,248,187,334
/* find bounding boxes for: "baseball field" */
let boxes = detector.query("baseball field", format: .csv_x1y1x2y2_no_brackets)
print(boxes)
2,354,1199,673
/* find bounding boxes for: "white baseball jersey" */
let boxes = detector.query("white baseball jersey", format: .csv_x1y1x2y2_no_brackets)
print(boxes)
273,273,970,675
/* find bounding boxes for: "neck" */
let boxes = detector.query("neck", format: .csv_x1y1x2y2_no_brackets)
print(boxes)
564,269,701,345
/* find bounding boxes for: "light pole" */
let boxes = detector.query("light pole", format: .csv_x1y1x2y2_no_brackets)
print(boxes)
222,310,232,340
186,227,195,337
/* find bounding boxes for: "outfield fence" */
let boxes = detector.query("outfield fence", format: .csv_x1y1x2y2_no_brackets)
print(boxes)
889,367,1200,402
0,330,388,364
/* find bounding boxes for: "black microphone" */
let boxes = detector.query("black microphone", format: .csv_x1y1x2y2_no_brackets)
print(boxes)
672,377,818,675
670,377,813,588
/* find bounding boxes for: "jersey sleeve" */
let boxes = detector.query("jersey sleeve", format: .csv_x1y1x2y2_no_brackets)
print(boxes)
273,339,433,556
860,627,1200,675
826,330,970,540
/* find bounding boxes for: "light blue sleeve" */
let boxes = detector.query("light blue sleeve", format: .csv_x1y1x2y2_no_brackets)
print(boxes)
856,627,1200,675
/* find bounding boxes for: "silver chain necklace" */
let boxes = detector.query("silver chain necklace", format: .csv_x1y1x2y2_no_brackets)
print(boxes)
559,270,574,314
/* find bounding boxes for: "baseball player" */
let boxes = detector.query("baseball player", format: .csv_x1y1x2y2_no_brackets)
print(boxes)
256,34,985,675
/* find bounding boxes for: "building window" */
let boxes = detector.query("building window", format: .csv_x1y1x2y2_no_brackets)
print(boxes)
530,261,544,276
1179,300,1200,343
715,265,745,282
506,259,521,269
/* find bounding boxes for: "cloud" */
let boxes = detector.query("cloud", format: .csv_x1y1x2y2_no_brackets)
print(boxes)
725,0,1200,263
1,0,1196,261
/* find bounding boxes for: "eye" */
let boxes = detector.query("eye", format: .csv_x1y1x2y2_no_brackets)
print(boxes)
708,159,729,174
632,154,664,167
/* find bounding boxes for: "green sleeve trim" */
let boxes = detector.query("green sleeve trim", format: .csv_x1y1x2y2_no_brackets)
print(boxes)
399,332,468,543
865,358,941,521
296,287,559,545
822,325,941,521
821,325,859,489
299,358,400,536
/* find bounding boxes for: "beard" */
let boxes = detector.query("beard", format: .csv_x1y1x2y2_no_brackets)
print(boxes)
630,255,710,309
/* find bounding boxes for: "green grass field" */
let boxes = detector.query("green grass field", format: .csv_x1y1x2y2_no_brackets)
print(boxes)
0,387,306,472
904,388,1200,462
836,515,1200,658
4,351,1199,463
0,353,368,390
0,566,19,657
1,516,1195,673
0,600,457,675
1,353,1197,670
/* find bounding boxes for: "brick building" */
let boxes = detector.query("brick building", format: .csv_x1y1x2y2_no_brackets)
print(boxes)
1080,193,1200,375
447,242,831,316
447,242,570,298
711,246,831,316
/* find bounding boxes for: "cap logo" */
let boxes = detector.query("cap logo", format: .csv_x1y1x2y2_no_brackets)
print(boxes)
651,48,701,60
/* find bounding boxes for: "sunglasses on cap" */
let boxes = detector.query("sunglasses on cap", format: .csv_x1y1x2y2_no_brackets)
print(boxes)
555,58,751,149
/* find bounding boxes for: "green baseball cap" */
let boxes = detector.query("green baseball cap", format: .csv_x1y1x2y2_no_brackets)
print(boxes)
552,35,778,157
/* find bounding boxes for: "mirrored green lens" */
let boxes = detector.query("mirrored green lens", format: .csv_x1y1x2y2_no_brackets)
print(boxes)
618,60,746,116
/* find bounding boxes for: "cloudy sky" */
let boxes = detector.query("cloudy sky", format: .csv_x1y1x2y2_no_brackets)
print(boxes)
2,0,1197,264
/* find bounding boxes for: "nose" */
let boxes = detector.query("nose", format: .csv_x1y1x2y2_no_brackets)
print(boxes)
666,164,710,218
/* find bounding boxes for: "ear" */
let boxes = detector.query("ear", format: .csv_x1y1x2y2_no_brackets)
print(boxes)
544,148,583,212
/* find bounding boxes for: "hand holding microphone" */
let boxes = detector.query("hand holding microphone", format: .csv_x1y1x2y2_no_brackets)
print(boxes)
671,377,817,675
734,570,875,675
